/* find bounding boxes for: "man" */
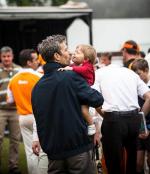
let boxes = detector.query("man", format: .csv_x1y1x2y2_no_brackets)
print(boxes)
0,46,21,174
99,52,112,67
145,48,150,68
94,64,150,174
31,35,104,174
121,40,140,68
7,49,48,174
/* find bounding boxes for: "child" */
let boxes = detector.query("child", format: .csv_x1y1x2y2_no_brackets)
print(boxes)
59,44,97,135
131,58,150,174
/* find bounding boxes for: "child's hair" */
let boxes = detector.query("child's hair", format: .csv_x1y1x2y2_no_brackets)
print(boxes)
131,58,149,72
78,44,96,64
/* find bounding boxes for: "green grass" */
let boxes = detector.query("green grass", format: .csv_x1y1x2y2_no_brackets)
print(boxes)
1,137,28,174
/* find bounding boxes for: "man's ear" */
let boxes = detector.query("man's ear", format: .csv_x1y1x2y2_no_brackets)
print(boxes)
145,68,149,73
54,52,61,62
27,60,32,67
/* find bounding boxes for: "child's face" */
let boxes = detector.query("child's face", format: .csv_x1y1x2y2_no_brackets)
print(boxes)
136,69,149,83
72,46,85,65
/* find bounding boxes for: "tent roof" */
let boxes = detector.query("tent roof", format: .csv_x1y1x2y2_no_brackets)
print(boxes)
0,6,93,20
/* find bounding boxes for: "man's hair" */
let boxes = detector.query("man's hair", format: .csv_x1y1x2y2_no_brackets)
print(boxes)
19,49,36,67
139,51,146,58
100,52,112,60
0,46,13,54
122,40,139,55
78,44,96,64
38,35,66,63
131,58,149,72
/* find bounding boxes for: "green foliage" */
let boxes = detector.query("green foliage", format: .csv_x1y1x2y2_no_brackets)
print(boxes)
6,0,69,6
51,0,68,6
6,0,48,6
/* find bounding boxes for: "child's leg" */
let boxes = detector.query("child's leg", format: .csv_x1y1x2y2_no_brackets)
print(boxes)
81,105,96,135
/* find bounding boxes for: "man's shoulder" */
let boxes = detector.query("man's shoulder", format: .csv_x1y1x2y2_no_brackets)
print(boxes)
12,63,21,71
61,70,85,82
0,63,4,70
0,64,3,72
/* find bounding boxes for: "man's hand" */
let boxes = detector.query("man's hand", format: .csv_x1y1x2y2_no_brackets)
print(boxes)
32,141,41,156
139,131,149,139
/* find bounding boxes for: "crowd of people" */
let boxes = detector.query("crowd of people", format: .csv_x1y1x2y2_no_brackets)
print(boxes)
0,36,150,174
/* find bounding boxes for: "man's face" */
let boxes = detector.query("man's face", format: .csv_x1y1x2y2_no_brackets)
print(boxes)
122,49,128,63
0,51,13,67
100,56,111,66
136,69,148,83
57,41,71,66
28,53,39,70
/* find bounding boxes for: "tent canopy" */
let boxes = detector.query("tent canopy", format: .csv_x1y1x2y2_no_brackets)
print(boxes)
0,6,92,20
0,6,93,63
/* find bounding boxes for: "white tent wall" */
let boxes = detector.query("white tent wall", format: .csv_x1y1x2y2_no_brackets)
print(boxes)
67,18,150,53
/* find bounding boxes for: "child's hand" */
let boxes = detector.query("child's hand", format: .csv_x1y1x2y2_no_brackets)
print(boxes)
58,66,73,71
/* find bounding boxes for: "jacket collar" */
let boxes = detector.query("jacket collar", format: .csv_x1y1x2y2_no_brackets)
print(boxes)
43,62,64,74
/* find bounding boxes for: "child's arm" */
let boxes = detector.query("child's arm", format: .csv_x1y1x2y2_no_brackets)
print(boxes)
58,66,73,71
58,65,90,77
72,65,89,76
96,106,104,117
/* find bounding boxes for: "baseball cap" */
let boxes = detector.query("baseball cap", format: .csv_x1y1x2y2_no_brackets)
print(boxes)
121,40,140,52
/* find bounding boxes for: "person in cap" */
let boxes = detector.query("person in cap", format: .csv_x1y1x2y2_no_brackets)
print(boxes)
121,40,140,68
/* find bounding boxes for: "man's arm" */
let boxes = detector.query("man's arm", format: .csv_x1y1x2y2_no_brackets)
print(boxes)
7,84,14,104
32,118,41,156
72,73,104,108
141,91,150,116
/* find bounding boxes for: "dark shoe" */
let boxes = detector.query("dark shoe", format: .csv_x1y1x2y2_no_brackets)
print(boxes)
9,168,21,174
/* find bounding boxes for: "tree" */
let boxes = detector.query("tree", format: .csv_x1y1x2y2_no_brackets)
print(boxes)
51,0,68,6
6,0,68,6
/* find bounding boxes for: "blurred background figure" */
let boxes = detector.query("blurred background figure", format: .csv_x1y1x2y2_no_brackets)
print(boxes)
0,46,21,174
99,52,112,66
121,40,140,68
139,51,146,58
145,48,150,70
7,49,46,174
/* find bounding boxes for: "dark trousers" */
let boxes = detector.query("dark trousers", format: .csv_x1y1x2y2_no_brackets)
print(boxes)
48,150,96,174
101,110,141,174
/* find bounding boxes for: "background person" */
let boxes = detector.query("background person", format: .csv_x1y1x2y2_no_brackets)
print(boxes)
7,49,48,174
0,46,21,174
99,52,112,66
93,63,150,174
121,40,140,68
131,58,150,174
